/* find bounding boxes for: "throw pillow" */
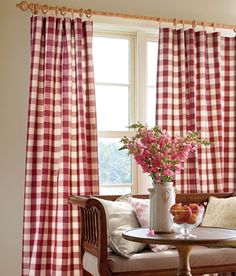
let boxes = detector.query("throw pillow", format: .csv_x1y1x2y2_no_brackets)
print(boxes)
109,225,145,258
202,196,236,248
94,197,145,257
202,196,236,229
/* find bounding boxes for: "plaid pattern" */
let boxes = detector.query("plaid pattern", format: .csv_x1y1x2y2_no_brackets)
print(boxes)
22,16,99,276
156,28,236,193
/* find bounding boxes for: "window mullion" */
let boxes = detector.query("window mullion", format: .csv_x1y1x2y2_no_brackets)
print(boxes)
134,31,150,194
98,131,135,138
135,31,148,125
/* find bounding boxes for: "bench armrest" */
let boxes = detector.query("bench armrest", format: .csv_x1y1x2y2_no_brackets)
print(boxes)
69,195,110,275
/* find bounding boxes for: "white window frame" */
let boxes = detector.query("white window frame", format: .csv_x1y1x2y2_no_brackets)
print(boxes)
94,22,158,194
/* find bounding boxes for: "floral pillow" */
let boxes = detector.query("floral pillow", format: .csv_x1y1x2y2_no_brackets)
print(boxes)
118,195,171,252
126,197,150,226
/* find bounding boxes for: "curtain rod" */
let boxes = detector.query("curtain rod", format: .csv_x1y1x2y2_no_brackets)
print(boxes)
16,1,236,31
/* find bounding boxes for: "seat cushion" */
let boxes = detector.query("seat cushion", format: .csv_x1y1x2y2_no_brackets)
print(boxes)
108,246,236,273
83,252,99,276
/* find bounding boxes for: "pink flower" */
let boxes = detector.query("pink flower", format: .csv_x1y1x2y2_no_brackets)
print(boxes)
159,135,170,147
120,123,210,184
163,168,174,177
147,229,155,236
175,163,184,173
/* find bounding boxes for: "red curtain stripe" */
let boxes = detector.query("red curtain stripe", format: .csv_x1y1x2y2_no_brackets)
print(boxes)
156,28,236,193
22,16,99,276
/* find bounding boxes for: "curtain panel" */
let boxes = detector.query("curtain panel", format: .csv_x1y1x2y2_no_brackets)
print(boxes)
156,28,236,193
22,16,99,276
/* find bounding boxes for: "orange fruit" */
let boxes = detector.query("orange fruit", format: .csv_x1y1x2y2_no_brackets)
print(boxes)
173,214,184,224
186,213,197,224
170,203,183,215
189,203,200,215
178,205,192,221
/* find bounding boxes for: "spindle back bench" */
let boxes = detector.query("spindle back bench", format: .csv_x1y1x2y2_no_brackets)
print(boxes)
69,192,236,276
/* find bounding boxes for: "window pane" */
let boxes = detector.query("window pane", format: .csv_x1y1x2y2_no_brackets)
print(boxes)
96,85,129,131
147,41,158,86
98,138,132,189
147,87,156,127
93,37,129,84
100,185,131,195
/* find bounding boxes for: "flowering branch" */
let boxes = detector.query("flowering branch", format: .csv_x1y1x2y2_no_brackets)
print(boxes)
119,123,211,184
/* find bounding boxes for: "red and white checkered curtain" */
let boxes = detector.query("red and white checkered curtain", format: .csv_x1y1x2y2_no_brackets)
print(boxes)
22,16,99,276
156,28,236,193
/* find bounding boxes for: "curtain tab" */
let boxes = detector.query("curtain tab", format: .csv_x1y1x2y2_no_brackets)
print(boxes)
173,18,177,30
79,8,84,18
28,3,39,15
201,21,206,31
60,6,67,17
212,23,216,32
85,9,93,20
158,17,162,29
41,5,49,16
192,20,196,30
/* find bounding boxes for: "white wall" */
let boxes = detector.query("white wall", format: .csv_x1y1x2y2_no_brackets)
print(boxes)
0,1,29,275
1,0,236,275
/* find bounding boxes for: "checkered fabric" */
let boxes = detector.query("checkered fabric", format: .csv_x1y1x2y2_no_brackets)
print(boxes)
156,28,236,193
22,16,99,276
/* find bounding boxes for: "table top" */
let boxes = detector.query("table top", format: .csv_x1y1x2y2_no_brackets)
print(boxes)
123,227,236,246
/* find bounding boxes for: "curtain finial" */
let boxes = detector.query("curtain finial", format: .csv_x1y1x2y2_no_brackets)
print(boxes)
16,1,28,11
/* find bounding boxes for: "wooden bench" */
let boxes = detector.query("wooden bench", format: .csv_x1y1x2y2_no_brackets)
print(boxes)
69,193,236,276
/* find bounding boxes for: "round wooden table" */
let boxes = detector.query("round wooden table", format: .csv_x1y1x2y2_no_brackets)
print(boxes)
122,227,236,276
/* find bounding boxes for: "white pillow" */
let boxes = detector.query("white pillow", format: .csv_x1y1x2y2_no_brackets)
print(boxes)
202,196,236,229
96,198,139,236
109,225,145,258
94,198,145,257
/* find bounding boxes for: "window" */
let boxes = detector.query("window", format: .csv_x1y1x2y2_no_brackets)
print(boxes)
93,28,157,195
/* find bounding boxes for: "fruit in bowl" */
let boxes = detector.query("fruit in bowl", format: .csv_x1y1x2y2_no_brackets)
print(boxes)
170,202,204,239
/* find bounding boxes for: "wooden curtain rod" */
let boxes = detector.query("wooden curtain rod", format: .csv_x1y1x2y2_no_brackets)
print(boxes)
16,1,236,31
